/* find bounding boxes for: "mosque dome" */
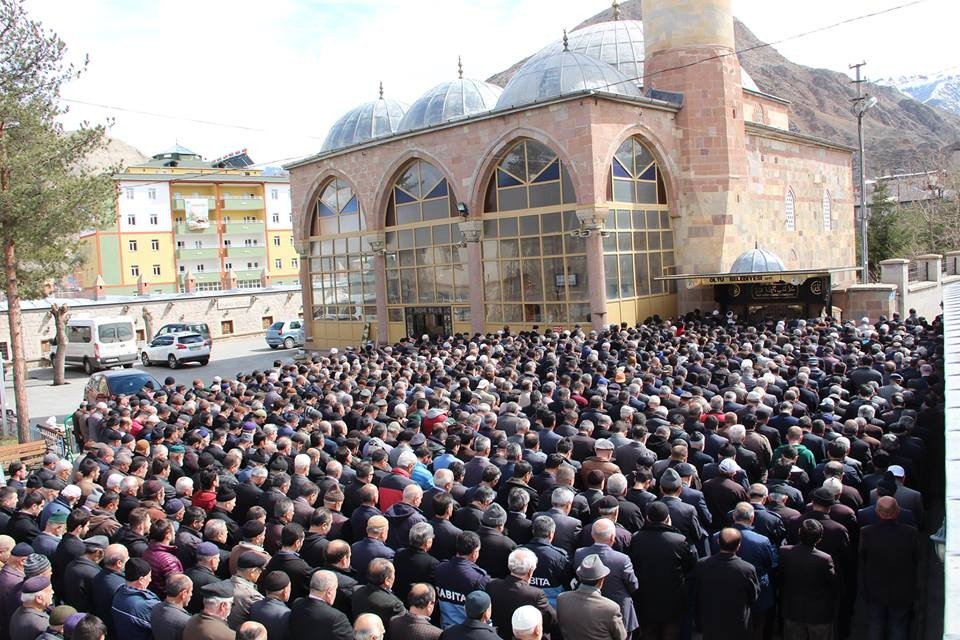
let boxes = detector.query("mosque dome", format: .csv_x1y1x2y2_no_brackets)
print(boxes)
321,86,408,153
530,19,761,93
730,247,786,273
398,67,502,132
495,44,641,110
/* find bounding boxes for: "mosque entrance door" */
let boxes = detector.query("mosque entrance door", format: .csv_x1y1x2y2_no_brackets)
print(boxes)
405,306,452,340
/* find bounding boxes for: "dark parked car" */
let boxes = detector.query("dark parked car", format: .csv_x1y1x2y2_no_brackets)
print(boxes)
83,370,164,405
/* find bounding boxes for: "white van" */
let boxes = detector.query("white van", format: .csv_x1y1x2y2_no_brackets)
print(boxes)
50,315,139,374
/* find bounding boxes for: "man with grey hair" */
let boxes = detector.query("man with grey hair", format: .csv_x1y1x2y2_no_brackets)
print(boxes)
512,606,543,640
533,487,581,556
353,613,385,640
463,436,493,487
521,516,570,608
487,548,555,640
605,473,644,534
506,489,533,544
289,570,352,640
393,522,438,604
384,484,427,549
182,580,235,640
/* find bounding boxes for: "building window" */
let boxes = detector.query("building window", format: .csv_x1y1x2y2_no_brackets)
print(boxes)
221,320,234,335
261,316,274,329
178,265,185,273
385,160,457,226
291,257,299,268
270,189,279,200
124,188,134,200
130,265,140,277
288,213,293,223
289,236,294,245
193,240,202,249
272,213,280,223
273,235,281,247
785,188,796,231
196,264,205,272
604,136,676,298
149,213,158,225
822,189,832,230
176,240,184,248
148,187,157,200
224,262,232,270
135,329,146,341
196,282,222,292
224,239,232,247
150,239,160,251
274,258,282,269
479,139,588,324
313,179,365,235
152,264,161,276
128,239,138,251
127,214,136,226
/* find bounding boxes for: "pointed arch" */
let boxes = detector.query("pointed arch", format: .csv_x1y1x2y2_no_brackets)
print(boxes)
371,149,459,230
299,169,363,240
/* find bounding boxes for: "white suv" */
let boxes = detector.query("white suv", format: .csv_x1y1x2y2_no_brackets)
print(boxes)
141,332,210,369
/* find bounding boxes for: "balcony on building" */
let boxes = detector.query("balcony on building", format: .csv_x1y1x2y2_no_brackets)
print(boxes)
234,268,263,280
172,196,216,210
221,195,264,211
174,221,218,236
176,247,221,260
226,245,266,258
222,220,266,234
179,271,222,284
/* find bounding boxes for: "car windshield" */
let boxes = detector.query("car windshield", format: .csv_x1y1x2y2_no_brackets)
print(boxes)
106,373,159,396
98,323,133,343
180,334,204,344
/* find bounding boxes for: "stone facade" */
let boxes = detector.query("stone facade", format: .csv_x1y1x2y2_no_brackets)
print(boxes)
288,0,857,348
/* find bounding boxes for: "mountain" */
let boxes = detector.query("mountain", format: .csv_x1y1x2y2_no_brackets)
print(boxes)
80,136,149,173
487,0,960,177
878,73,960,116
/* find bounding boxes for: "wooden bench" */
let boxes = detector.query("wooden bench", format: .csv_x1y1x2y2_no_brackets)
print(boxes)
0,440,49,471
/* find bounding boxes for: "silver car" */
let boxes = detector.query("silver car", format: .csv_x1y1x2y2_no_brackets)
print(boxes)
265,320,304,349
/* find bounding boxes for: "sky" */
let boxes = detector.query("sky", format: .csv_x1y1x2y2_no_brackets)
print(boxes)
22,0,958,167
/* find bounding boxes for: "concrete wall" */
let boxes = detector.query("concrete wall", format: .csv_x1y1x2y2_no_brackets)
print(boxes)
0,287,304,367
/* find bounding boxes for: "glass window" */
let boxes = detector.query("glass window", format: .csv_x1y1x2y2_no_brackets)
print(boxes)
386,160,455,226
484,140,573,213
312,179,365,235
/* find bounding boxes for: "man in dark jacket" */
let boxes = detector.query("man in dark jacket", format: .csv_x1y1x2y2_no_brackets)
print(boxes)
434,532,491,628
521,517,572,609
150,573,193,640
61,535,107,612
350,516,395,584
7,492,43,544
702,459,750,530
184,543,221,614
476,504,517,579
388,583,441,640
90,543,128,638
350,558,406,635
262,524,313,602
288,570,353,640
859,497,918,640
779,519,837,639
657,469,707,553
441,590,499,640
428,493,463,561
692,528,759,640
248,571,292,640
393,522,439,603
51,510,88,598
383,485,427,549
486,548,556,640
531,487,582,556
628,502,697,637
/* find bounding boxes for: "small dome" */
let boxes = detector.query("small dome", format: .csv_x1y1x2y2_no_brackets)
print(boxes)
730,248,786,273
535,20,645,81
496,48,641,110
398,78,502,132
321,94,408,153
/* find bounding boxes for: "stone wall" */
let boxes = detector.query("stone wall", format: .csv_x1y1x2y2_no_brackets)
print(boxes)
0,287,303,366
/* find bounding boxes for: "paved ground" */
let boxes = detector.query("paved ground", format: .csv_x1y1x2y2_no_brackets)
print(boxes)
5,335,303,424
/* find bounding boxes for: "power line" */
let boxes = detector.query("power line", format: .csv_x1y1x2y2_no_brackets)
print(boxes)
597,0,931,92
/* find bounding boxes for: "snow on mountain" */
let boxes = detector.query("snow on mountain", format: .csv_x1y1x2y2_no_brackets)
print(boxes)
879,72,960,116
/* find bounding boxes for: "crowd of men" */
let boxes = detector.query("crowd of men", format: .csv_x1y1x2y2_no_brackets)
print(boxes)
0,309,943,640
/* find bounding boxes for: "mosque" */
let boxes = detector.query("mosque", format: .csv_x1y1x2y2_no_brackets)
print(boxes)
287,0,858,348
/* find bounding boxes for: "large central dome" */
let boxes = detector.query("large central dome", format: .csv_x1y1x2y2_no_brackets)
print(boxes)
536,20,645,81
495,47,641,110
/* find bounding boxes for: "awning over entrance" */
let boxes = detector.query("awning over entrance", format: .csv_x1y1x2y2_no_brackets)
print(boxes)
657,266,861,289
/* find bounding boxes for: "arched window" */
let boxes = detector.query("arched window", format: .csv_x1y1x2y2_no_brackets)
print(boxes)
384,160,465,309
312,179,364,235
822,189,832,230
608,137,667,205
785,188,796,231
605,136,675,298
308,179,374,323
480,139,586,325
386,160,456,226
484,139,576,213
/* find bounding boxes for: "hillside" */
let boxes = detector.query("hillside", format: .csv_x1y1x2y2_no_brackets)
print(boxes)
487,0,960,177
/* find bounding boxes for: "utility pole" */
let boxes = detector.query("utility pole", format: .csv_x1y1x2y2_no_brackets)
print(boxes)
850,61,872,283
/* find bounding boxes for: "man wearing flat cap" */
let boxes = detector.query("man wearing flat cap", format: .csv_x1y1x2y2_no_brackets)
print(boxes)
182,580,235,640
556,555,626,640
61,536,108,612
10,575,54,640
34,604,76,640
226,552,266,631
440,590,499,640
476,504,517,579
